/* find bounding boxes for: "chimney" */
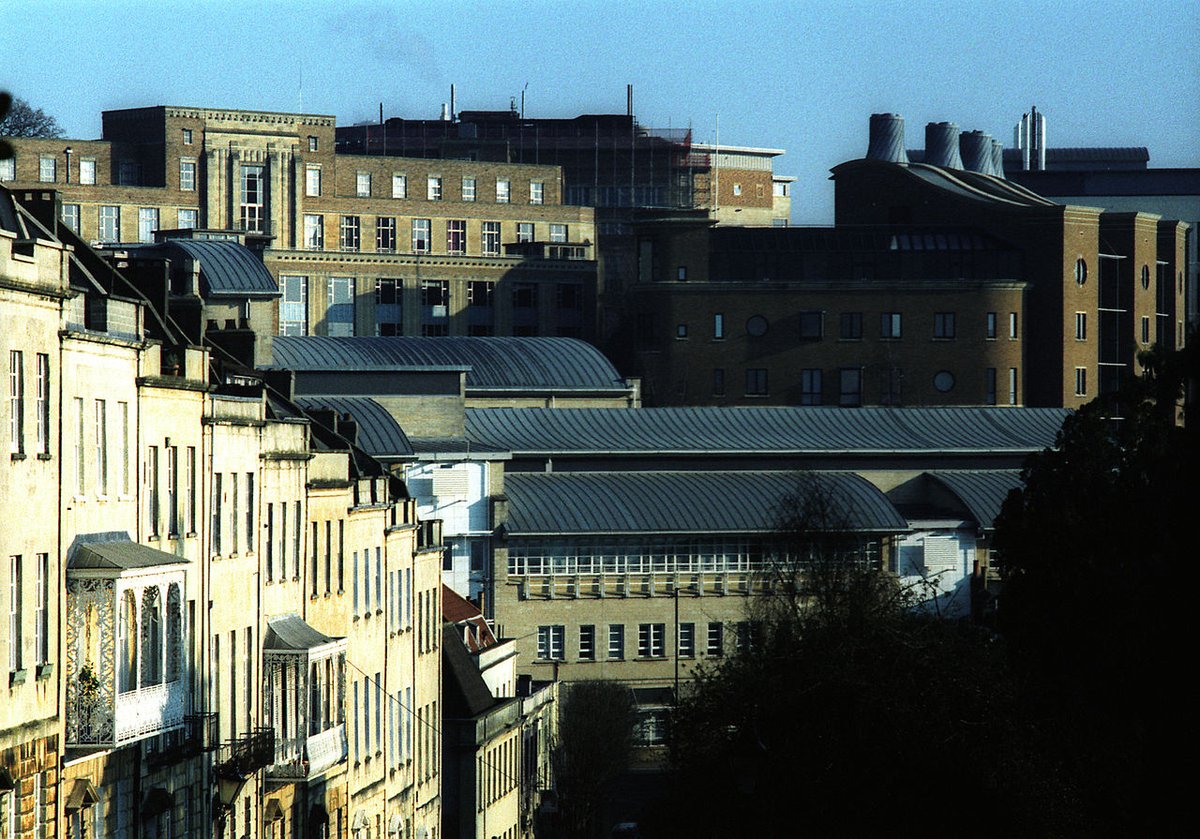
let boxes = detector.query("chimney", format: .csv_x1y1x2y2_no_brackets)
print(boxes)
990,138,1006,178
924,122,963,169
865,113,908,163
959,130,991,173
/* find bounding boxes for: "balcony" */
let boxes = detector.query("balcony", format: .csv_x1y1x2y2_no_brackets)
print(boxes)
65,540,191,748
263,615,349,784
215,728,276,780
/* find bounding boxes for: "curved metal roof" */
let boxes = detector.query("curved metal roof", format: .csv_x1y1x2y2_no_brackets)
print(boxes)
294,397,414,458
265,614,343,652
504,471,908,535
467,407,1067,456
926,470,1023,529
158,239,279,297
272,337,627,391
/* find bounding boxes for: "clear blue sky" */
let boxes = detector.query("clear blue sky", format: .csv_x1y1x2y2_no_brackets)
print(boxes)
4,0,1197,222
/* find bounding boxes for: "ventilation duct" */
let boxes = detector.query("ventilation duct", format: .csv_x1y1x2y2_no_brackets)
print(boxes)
924,122,963,170
990,138,1006,178
959,130,992,173
866,113,908,163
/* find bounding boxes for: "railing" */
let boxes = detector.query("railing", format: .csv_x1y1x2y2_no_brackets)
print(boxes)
112,679,188,746
267,724,347,781
183,711,220,754
215,728,276,780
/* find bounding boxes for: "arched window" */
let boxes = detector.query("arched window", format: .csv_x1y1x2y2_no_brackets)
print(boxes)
165,584,182,682
141,587,162,686
119,590,138,693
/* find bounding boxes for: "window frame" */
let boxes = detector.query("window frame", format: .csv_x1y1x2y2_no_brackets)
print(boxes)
495,179,511,203
880,312,902,339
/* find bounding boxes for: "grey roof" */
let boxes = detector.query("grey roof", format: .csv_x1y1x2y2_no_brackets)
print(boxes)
270,337,628,391
926,470,1024,529
467,407,1067,456
70,540,189,571
265,614,342,652
152,239,279,297
295,396,414,458
503,471,908,535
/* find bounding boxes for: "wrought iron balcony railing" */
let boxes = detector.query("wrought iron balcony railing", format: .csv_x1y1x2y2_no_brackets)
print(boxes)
215,728,276,780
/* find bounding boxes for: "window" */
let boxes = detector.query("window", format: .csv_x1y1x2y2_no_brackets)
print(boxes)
798,311,823,340
713,368,725,396
411,219,431,253
306,165,321,197
99,205,120,241
986,312,997,339
549,223,567,243
677,265,688,281
676,324,688,339
304,214,324,250
245,473,254,551
555,283,581,311
461,176,476,202
467,280,493,309
446,219,466,254
934,312,956,339
375,216,397,252
426,176,442,201
512,283,537,309
119,161,140,185
516,222,534,243
1008,368,1018,405
186,446,196,533
422,279,449,308
73,398,84,494
9,351,23,455
239,164,265,232
1075,312,1087,341
745,368,768,396
530,181,544,204
138,207,159,243
638,623,665,658
327,277,356,337
1075,258,1087,285
1008,312,1018,339
308,135,318,152
735,621,758,654
356,172,371,197
147,446,158,536
801,369,822,405
880,312,902,338
392,173,407,198
339,215,361,251
986,368,997,405
177,208,197,229
35,354,49,455
732,182,742,196
536,625,564,660
79,157,96,184
746,315,768,337
496,179,511,203
578,625,595,661
9,555,23,672
481,221,501,256
713,313,725,339
0,157,13,182
1141,315,1150,345
839,368,862,407
608,624,624,659
707,622,723,656
280,275,308,335
39,156,56,182
933,371,955,393
182,128,193,144
179,159,196,191
839,312,863,340
94,400,107,495
1075,367,1087,397
678,623,695,658
375,278,403,336
35,553,48,665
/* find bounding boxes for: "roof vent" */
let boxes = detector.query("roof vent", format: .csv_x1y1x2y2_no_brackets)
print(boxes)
925,122,963,170
959,131,991,173
990,138,1006,179
866,113,908,163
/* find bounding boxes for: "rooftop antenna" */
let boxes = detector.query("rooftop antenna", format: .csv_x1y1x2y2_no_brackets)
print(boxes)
521,82,528,119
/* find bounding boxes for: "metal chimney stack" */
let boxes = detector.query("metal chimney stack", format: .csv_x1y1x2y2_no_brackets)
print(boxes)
866,113,908,163
925,122,963,169
959,130,991,173
990,138,1006,178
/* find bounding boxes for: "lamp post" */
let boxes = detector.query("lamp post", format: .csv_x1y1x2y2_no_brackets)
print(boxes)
63,147,72,183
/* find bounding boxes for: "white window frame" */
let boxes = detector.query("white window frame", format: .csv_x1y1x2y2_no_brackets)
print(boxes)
177,208,198,229
9,351,23,455
392,173,407,199
638,623,665,658
306,165,322,197
0,157,16,182
138,207,159,243
356,171,371,197
179,159,196,191
608,624,624,659
304,214,324,250
427,176,442,201
496,179,511,203
39,156,56,182
411,219,431,254
98,205,120,242
530,181,544,205
549,223,567,243
339,215,361,252
481,221,500,256
461,177,476,202
61,203,80,232
79,157,96,185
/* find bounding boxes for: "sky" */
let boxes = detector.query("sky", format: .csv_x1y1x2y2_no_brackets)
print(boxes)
3,0,1198,222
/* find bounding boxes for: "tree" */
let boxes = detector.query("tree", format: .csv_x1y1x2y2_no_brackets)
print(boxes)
549,680,636,838
0,94,64,138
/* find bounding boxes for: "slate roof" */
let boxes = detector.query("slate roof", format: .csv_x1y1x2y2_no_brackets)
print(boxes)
155,239,279,297
503,471,908,535
466,406,1067,456
264,614,343,652
271,337,628,391
70,540,189,570
926,470,1024,529
295,396,414,458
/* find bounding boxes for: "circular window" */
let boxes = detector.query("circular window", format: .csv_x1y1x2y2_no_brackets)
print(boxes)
1074,258,1087,286
746,315,769,337
1141,265,1150,290
933,371,955,393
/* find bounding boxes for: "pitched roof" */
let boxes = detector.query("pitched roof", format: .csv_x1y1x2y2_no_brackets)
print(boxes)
270,336,628,391
295,396,414,457
70,540,189,571
503,471,908,535
155,239,279,297
926,470,1023,529
466,406,1067,456
442,585,498,652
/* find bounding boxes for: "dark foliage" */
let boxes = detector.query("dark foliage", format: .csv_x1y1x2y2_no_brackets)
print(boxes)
0,94,64,139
